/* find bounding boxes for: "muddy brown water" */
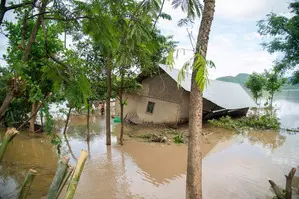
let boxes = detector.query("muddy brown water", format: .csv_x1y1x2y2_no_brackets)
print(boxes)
1,92,299,199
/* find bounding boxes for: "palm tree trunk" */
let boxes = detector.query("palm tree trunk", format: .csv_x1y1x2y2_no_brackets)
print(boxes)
186,1,215,199
106,59,112,145
29,102,37,133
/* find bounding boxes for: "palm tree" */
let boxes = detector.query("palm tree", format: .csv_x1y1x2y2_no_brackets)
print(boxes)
172,0,216,198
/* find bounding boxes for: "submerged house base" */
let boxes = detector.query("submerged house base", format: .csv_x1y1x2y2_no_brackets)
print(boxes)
116,64,256,125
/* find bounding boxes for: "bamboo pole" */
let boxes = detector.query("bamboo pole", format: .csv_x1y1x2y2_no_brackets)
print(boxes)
65,150,88,199
47,156,70,199
55,165,74,199
0,128,19,163
18,169,37,199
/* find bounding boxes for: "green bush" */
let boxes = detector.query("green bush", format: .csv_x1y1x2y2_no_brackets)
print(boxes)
173,133,184,143
208,112,280,131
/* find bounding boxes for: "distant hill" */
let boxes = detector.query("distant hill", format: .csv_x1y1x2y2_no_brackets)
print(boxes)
216,73,250,85
216,73,299,89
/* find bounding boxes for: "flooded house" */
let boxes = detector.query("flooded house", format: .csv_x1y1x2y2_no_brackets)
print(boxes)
115,64,256,125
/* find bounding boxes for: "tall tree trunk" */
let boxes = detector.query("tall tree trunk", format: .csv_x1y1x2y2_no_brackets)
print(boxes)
40,110,44,129
63,107,72,135
17,93,51,131
22,0,47,61
0,0,47,121
29,102,37,133
119,69,124,145
87,100,90,141
106,60,112,145
0,88,15,120
186,1,215,199
270,93,274,108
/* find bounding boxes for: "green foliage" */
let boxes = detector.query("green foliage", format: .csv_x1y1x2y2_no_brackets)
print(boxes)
40,103,54,134
173,133,184,143
264,69,287,106
172,0,202,23
245,72,265,103
257,1,299,84
177,53,215,91
208,113,281,131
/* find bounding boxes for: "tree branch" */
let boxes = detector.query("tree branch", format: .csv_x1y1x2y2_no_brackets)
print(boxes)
6,1,35,11
285,167,296,199
44,16,89,21
269,179,284,199
27,11,52,19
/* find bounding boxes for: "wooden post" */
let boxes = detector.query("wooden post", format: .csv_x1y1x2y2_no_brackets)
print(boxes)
47,156,70,199
65,150,88,199
0,128,19,163
285,168,296,199
18,169,37,199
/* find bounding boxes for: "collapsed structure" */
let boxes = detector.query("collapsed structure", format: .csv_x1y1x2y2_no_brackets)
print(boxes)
116,64,256,125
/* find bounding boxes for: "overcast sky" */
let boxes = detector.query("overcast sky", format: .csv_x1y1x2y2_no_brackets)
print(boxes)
158,0,290,79
0,0,291,79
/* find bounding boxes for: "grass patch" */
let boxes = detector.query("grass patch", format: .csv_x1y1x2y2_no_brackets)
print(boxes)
173,133,184,143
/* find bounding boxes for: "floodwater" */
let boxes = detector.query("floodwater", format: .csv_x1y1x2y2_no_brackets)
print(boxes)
0,90,299,199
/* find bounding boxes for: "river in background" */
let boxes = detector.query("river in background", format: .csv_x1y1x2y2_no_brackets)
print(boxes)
0,90,298,199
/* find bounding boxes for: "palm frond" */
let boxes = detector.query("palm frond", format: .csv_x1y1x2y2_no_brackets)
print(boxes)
172,0,202,19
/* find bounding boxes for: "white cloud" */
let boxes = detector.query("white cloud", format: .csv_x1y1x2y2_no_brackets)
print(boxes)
215,0,289,21
207,34,276,79
157,0,287,80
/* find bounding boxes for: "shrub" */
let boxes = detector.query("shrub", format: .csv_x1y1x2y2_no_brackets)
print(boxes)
208,112,280,131
173,133,184,143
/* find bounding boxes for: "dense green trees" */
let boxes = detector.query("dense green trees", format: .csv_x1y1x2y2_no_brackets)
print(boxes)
246,70,286,107
0,0,175,145
258,0,299,84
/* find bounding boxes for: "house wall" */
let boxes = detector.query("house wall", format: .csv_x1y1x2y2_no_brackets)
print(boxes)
115,73,189,124
179,90,190,121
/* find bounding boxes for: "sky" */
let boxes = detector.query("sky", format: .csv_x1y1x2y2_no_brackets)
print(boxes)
157,0,290,79
0,0,291,79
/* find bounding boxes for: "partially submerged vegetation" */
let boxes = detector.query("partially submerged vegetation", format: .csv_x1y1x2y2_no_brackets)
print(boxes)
208,110,280,132
128,127,186,144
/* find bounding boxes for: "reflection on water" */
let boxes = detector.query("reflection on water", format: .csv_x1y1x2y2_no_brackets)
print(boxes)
1,92,299,199
270,90,299,129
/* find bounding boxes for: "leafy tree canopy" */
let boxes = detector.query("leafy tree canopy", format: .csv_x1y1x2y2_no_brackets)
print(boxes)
258,1,299,84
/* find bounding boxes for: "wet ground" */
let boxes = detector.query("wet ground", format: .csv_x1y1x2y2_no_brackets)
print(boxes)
0,91,299,199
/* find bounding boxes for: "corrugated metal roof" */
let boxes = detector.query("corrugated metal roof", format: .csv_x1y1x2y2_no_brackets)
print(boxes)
159,64,256,109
